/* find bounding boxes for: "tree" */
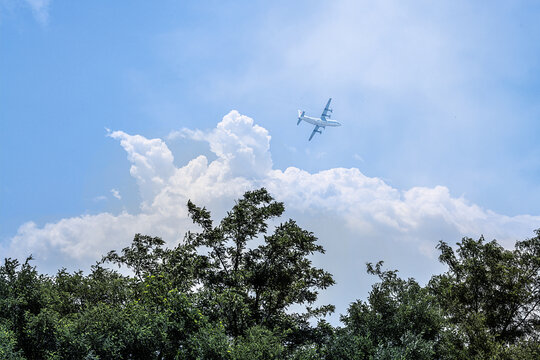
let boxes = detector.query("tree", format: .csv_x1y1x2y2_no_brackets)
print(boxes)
2,188,333,358
95,188,335,356
185,188,335,343
0,257,53,359
430,231,540,358
12,188,540,358
334,261,443,360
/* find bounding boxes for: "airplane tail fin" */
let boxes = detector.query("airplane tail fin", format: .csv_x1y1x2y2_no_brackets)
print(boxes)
297,110,305,125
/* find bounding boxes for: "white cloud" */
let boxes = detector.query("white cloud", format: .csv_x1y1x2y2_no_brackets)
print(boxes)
353,153,364,162
5,110,540,315
24,0,50,25
108,130,176,207
111,188,121,200
180,111,273,179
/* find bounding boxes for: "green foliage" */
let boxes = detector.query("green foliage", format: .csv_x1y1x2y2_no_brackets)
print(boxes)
232,326,284,360
185,188,335,342
1,188,539,359
102,234,167,281
181,322,231,360
431,231,540,358
494,338,540,360
0,257,51,359
324,327,373,360
332,232,540,359
0,322,24,360
335,261,442,359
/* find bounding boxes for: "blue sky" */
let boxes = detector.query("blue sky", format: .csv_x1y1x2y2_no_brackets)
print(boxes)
2,0,540,320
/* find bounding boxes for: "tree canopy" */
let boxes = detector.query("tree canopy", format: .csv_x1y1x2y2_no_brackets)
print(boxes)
0,188,539,359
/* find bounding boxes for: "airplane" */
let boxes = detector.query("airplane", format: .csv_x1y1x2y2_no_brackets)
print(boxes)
297,98,341,141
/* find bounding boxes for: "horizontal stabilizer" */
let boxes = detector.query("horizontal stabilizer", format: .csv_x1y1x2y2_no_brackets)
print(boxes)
297,110,305,125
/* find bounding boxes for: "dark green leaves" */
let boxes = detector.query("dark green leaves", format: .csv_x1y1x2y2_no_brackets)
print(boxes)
430,233,540,357
2,188,539,359
186,188,334,341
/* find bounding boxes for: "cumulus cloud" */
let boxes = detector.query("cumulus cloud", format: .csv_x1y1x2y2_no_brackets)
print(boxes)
107,130,176,206
178,111,273,179
5,110,540,314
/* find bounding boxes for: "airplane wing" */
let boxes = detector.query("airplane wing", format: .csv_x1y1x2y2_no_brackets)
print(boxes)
320,98,332,119
309,125,321,141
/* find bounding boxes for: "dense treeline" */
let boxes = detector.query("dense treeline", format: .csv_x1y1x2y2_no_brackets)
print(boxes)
1,188,539,359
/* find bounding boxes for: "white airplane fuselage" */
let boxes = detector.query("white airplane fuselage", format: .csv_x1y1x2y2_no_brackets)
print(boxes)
300,115,341,127
297,98,341,140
